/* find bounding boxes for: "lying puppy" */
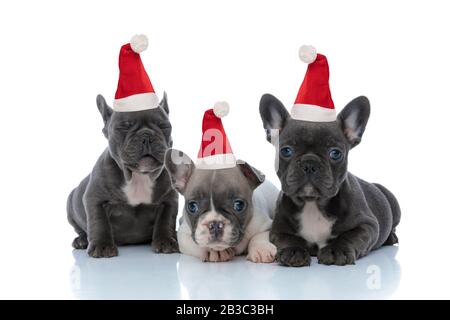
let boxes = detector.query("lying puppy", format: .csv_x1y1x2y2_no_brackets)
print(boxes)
165,149,278,263
67,94,178,257
259,94,401,266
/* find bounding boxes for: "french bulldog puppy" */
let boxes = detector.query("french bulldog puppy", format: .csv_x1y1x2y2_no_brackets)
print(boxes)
67,94,178,258
164,149,278,263
259,94,401,266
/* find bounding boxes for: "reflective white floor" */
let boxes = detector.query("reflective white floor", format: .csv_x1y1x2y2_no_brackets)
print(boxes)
69,246,401,300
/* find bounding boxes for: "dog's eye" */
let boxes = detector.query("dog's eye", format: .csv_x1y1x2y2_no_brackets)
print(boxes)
158,122,171,129
186,201,199,214
329,148,343,161
117,121,134,130
233,199,246,212
280,146,294,158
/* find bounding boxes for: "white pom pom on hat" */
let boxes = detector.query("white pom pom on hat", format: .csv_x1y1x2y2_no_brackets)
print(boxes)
298,45,317,64
213,101,230,118
130,34,149,53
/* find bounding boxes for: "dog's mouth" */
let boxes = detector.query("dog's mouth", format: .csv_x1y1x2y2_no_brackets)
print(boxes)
138,155,161,173
124,155,161,174
193,219,242,250
292,183,322,201
193,236,232,250
290,179,340,202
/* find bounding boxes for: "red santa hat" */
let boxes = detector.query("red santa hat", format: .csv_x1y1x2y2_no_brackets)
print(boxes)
113,34,159,112
196,102,236,169
291,45,336,122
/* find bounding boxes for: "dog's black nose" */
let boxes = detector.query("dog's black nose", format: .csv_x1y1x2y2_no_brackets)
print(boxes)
141,135,153,146
300,160,319,175
140,134,154,153
209,221,224,239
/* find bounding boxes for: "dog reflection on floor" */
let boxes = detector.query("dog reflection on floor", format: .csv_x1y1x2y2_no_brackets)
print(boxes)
70,245,400,299
176,246,401,300
70,246,180,299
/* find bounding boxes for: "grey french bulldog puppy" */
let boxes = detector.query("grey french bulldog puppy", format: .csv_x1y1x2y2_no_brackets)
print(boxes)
259,94,401,266
164,149,278,263
67,93,178,258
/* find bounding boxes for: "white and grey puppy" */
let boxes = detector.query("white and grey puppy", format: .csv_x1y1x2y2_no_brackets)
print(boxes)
165,149,278,263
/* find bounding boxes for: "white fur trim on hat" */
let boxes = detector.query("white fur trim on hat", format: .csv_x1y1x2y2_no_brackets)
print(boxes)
113,92,159,112
130,34,149,53
291,103,336,122
213,101,229,118
299,45,317,64
196,153,237,170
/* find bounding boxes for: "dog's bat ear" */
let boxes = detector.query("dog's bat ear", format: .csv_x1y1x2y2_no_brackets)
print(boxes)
164,149,195,194
159,91,169,115
237,160,265,190
259,94,290,144
96,94,113,123
338,96,371,148
96,94,113,138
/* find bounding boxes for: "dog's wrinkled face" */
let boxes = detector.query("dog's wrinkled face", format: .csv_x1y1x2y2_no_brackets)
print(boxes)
96,94,172,178
165,150,264,250
277,121,349,200
260,94,370,204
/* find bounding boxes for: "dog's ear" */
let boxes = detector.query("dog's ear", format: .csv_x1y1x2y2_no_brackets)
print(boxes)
164,149,195,194
237,161,265,190
159,91,169,115
96,94,113,137
338,96,371,148
259,94,291,143
97,94,112,123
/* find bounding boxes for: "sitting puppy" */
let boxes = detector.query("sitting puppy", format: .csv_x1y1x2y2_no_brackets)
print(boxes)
165,103,278,262
67,35,178,257
67,94,178,257
165,149,278,263
258,46,400,266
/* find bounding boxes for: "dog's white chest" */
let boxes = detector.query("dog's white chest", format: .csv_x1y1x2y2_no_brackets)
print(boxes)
122,173,153,206
298,201,334,249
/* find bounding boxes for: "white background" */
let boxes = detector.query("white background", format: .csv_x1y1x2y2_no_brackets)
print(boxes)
0,0,449,299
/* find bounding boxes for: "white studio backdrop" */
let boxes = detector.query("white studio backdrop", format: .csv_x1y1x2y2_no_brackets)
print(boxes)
0,0,449,298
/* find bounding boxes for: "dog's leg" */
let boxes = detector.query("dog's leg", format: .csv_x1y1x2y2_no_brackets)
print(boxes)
68,213,88,250
152,199,179,253
247,231,276,263
318,223,378,266
85,200,118,258
67,189,88,249
72,233,88,250
383,232,399,246
271,232,312,267
374,183,401,246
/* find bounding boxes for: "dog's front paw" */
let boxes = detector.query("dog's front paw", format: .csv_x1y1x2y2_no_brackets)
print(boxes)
247,242,277,263
203,248,235,262
87,242,118,258
152,236,179,254
276,247,311,267
318,244,356,266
